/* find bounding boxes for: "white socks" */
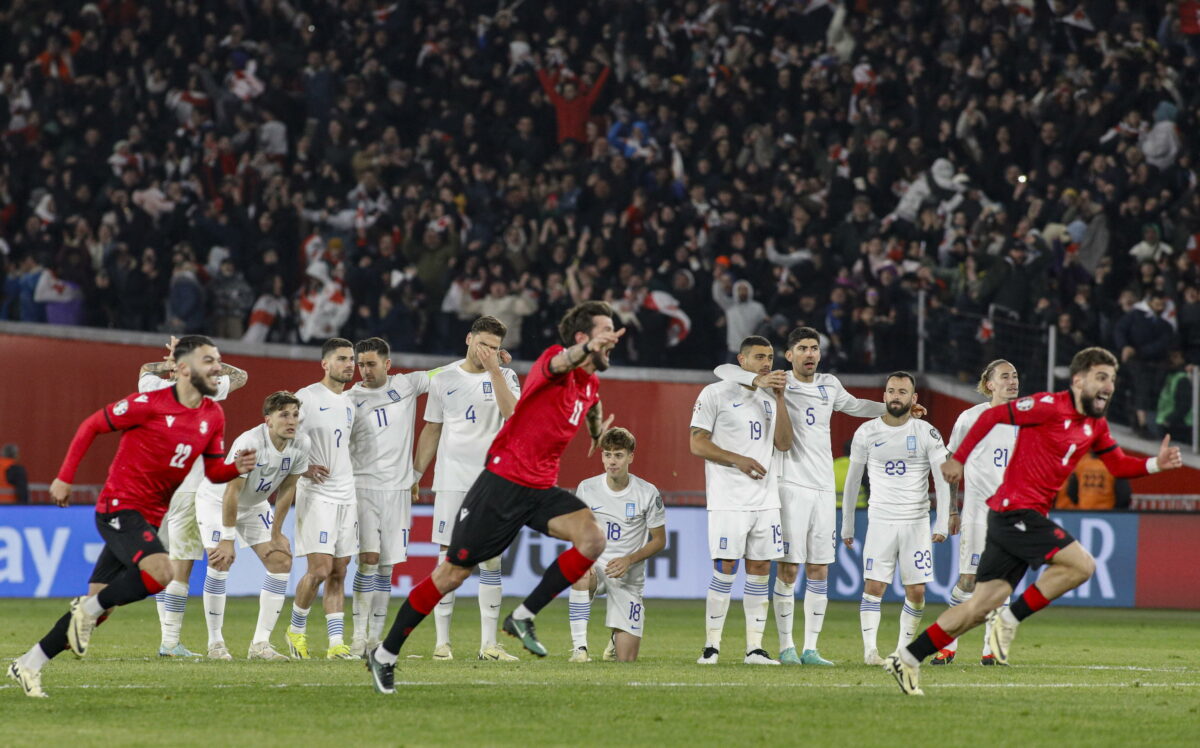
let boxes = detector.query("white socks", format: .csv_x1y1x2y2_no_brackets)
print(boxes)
326,611,345,647
743,574,770,653
512,604,534,621
289,603,309,635
983,599,1011,656
83,595,105,618
568,588,591,649
898,597,925,648
352,563,377,647
773,579,795,652
160,580,189,648
860,593,882,653
803,579,828,651
18,643,50,673
203,568,229,646
705,570,735,649
478,558,503,649
371,565,393,644
944,584,972,654
254,572,289,644
434,550,454,647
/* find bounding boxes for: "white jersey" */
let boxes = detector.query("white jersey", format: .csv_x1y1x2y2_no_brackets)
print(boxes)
348,371,431,490
196,424,310,508
425,361,521,492
139,372,231,493
690,380,780,511
949,401,1018,507
577,473,666,573
850,417,948,523
296,382,356,504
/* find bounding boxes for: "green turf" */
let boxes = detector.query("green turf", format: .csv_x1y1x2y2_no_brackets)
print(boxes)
1,598,1197,746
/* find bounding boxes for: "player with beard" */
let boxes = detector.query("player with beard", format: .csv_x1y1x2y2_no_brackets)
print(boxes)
841,372,952,666
366,302,622,694
6,336,256,698
885,348,1183,696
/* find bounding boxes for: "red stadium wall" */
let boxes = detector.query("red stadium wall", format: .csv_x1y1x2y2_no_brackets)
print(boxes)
3,332,1200,495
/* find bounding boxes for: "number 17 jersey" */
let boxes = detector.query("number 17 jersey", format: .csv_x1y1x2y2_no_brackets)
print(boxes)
425,360,521,493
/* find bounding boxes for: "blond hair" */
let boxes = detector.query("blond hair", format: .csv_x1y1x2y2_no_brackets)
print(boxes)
977,359,1014,397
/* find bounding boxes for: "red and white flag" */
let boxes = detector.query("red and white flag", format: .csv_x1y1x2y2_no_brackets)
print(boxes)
644,290,692,346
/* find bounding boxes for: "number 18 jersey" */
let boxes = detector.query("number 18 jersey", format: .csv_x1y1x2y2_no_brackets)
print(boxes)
425,360,521,493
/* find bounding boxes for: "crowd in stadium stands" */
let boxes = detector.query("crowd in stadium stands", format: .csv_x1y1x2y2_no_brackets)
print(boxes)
1,1,1200,434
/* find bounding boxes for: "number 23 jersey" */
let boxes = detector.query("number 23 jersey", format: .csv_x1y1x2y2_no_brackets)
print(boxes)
850,417,947,523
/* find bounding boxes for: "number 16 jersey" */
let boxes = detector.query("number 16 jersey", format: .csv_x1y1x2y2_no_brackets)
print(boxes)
425,360,521,493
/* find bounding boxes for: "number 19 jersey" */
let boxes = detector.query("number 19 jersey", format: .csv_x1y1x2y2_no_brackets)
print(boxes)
425,360,521,493
690,380,780,511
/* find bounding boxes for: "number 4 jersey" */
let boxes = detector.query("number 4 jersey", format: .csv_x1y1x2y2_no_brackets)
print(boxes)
425,360,521,493
196,424,310,508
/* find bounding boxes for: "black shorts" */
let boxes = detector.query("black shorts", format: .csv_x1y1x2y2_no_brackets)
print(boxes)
88,510,166,585
446,470,586,568
976,509,1077,589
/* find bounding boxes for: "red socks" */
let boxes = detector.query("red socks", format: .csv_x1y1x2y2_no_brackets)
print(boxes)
556,546,594,584
407,576,443,616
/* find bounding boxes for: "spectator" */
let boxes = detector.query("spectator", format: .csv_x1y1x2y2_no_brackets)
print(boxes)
536,53,610,145
712,272,768,363
1115,291,1176,437
460,276,539,355
0,444,28,505
1154,349,1195,443
208,258,254,339
166,251,206,334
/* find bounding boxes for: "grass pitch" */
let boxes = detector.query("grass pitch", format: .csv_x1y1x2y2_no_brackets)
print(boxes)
1,598,1197,746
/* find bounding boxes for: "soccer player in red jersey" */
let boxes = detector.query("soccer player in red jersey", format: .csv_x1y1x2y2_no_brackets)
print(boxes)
884,348,1183,695
6,336,257,698
366,302,623,694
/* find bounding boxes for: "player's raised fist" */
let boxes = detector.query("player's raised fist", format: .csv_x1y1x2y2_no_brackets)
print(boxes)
1158,435,1183,471
49,478,71,507
233,449,258,474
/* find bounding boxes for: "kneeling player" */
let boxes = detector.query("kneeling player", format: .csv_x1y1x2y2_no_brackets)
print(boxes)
197,392,310,660
568,428,666,662
841,372,951,666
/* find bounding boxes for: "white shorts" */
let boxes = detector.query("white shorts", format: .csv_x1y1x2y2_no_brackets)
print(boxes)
707,509,783,561
779,484,836,565
431,490,467,546
593,566,645,637
295,488,358,558
195,497,274,550
958,498,989,576
863,520,933,586
357,488,411,564
159,491,204,561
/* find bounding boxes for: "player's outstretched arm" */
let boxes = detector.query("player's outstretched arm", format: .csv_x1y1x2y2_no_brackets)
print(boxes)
841,459,866,547
203,448,257,484
689,427,767,479
548,328,624,374
1096,434,1183,478
712,364,786,390
51,409,119,505
586,401,615,457
772,386,793,451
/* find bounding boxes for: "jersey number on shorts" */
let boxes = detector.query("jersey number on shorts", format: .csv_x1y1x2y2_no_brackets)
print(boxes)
884,460,906,476
913,549,932,570
568,399,585,425
628,602,642,622
168,443,192,469
606,522,622,540
749,421,763,440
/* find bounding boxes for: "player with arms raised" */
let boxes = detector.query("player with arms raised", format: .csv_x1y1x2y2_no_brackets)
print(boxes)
567,427,666,662
885,348,1183,696
691,335,793,666
7,336,255,698
413,316,522,662
932,360,1019,666
841,372,952,666
197,391,310,660
366,302,622,694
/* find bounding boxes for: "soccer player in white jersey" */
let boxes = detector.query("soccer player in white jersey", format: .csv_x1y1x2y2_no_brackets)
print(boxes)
138,337,247,657
714,326,913,666
841,372,952,666
287,338,356,660
567,428,666,662
690,335,793,666
413,316,523,661
931,359,1019,667
196,391,310,661
346,337,432,656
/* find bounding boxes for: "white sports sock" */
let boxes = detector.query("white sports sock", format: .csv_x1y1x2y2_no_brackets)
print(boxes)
772,578,795,652
289,603,309,635
944,584,972,653
743,574,770,653
253,572,289,643
17,643,49,673
155,592,167,634
803,578,829,651
203,568,229,646
374,643,398,665
999,603,1019,627
568,588,591,649
860,593,882,653
352,563,377,646
371,565,393,643
705,570,735,649
434,550,453,646
326,611,345,647
984,599,1011,656
898,597,925,648
512,604,534,621
478,558,503,649
160,581,189,648
83,595,105,618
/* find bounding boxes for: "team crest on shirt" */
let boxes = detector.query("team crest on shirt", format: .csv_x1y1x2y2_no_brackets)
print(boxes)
719,537,728,550
134,394,149,403
1016,397,1034,411
906,435,917,455
200,421,208,435
165,415,176,428
346,407,353,426
865,558,874,571
1084,424,1093,437
763,401,773,416
928,427,939,442
281,457,291,471
626,502,636,518
817,385,828,401
483,381,493,394
387,389,401,402
113,400,129,416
